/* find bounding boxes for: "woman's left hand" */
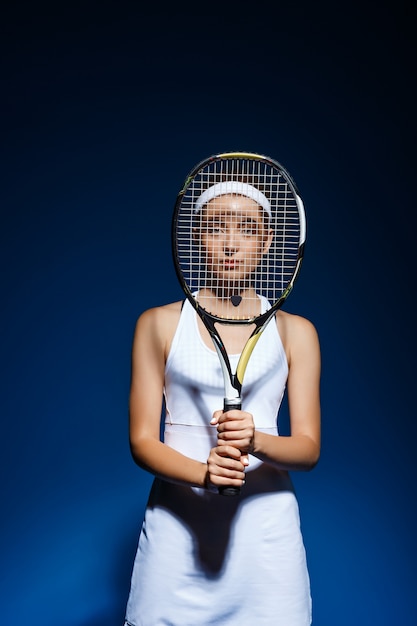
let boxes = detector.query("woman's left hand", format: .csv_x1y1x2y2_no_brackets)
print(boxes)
210,409,255,457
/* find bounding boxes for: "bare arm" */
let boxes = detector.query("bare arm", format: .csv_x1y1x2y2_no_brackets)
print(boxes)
129,305,246,490
215,313,321,472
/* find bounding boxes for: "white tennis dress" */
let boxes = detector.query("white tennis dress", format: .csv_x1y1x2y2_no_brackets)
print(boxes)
125,299,312,626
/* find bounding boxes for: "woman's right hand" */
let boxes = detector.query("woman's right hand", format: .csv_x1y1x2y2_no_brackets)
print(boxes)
205,445,248,492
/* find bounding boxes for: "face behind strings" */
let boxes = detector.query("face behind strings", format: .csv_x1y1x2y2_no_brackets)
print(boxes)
192,193,273,321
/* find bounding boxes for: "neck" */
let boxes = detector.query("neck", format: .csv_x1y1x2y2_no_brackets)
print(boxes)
197,287,260,320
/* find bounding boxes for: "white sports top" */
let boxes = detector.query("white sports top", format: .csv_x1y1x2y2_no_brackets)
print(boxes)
164,297,288,472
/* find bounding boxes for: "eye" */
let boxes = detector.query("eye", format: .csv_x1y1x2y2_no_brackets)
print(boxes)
204,220,224,235
240,221,259,236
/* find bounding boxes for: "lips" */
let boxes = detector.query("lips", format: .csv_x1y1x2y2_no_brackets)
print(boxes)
222,260,239,269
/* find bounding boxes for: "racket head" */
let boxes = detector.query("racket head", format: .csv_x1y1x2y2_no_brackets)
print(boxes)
172,152,306,324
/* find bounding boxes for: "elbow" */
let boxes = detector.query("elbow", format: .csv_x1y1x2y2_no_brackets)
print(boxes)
298,438,320,472
129,437,151,471
304,456,320,472
129,442,144,469
305,444,320,471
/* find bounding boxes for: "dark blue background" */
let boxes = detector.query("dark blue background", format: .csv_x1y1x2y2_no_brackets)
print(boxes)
2,2,416,624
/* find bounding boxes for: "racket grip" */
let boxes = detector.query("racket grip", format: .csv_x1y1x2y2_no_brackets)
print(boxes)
223,398,242,412
219,398,242,497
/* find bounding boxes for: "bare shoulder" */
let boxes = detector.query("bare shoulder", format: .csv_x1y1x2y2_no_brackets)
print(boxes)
276,310,320,362
276,309,318,336
133,300,183,358
137,300,182,323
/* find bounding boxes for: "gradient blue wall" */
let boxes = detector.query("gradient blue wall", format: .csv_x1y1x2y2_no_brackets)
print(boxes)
2,4,416,625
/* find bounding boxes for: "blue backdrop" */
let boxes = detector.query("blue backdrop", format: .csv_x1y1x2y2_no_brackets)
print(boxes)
2,3,416,625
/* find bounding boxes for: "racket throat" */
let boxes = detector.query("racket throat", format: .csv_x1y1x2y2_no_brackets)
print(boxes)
210,338,242,405
223,373,242,410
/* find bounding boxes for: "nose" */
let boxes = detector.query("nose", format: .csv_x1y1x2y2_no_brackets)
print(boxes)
224,228,239,255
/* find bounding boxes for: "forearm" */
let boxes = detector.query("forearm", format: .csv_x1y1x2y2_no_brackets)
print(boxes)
215,409,320,472
251,430,320,472
130,437,208,487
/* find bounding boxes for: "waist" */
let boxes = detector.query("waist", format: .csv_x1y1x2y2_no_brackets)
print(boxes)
164,424,278,469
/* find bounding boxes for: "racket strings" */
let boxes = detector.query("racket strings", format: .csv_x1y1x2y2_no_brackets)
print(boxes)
175,157,302,321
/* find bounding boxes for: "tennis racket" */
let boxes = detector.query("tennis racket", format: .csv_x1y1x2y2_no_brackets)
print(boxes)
171,152,306,496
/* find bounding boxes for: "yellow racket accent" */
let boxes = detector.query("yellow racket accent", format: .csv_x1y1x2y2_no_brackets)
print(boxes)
235,333,263,385
218,151,267,160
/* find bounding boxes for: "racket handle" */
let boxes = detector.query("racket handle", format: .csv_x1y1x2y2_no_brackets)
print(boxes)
223,398,242,412
219,486,241,497
219,398,242,497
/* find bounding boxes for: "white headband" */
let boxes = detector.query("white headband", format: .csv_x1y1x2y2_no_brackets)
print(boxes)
194,181,271,218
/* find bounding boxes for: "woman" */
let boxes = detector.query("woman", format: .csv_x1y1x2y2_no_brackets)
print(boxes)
124,185,321,626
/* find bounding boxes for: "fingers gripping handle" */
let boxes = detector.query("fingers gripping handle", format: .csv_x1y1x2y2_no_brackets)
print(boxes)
219,398,242,497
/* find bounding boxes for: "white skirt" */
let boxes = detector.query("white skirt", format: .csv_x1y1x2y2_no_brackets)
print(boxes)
125,462,311,626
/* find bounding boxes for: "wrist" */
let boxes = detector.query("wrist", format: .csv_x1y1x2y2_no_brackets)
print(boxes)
250,429,262,455
203,463,218,494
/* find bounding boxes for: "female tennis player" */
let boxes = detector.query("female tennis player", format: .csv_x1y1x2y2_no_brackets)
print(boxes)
124,178,321,626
